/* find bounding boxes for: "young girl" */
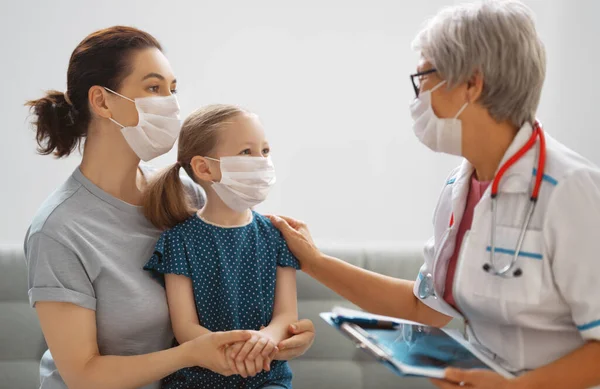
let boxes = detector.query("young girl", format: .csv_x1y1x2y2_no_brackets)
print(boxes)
142,104,299,389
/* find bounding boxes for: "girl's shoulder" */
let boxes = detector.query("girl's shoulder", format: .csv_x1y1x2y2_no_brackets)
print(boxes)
156,214,201,245
251,212,285,240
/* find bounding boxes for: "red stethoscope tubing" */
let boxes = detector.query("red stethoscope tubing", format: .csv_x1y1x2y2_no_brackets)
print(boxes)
492,120,546,201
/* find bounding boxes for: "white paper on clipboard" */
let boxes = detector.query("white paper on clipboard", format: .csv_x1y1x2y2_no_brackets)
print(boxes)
321,307,514,379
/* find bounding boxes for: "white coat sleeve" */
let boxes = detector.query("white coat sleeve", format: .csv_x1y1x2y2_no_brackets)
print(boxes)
413,166,460,303
545,169,600,341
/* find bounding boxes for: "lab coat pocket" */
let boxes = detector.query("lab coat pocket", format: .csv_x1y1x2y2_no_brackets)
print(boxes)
467,226,544,306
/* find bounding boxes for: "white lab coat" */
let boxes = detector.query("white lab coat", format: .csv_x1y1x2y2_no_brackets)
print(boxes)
414,122,600,377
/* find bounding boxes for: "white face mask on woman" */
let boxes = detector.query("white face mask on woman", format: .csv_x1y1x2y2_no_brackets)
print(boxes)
409,80,468,156
105,87,181,161
205,156,276,212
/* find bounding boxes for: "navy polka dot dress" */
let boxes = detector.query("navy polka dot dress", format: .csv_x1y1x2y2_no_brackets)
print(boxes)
144,211,300,389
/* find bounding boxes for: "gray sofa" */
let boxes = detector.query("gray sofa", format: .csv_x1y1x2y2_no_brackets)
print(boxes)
0,243,440,389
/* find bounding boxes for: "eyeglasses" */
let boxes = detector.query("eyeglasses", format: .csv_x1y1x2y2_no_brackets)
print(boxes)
410,68,437,98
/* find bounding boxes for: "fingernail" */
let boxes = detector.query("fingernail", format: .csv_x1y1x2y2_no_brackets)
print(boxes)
291,324,297,331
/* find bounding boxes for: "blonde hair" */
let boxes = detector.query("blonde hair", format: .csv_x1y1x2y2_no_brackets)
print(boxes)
143,104,248,230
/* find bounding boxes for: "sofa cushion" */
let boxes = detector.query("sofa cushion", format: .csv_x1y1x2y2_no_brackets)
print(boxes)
0,360,40,389
0,245,29,302
288,359,363,389
361,361,436,389
0,302,46,361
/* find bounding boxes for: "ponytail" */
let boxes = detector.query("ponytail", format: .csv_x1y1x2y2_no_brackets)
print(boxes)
142,164,195,230
26,90,85,158
143,104,249,229
26,26,163,158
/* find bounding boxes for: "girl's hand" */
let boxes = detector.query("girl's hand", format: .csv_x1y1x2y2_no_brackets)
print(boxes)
267,215,321,275
431,368,518,389
227,331,277,378
183,330,251,376
274,320,315,361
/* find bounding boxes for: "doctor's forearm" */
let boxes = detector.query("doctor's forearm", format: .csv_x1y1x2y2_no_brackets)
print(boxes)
308,254,450,326
513,341,600,389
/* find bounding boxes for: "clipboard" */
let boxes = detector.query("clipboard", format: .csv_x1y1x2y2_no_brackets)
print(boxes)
321,307,514,379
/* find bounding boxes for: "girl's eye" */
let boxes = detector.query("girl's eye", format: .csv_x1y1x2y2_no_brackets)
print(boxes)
239,149,251,155
171,88,178,94
148,86,160,93
262,148,270,156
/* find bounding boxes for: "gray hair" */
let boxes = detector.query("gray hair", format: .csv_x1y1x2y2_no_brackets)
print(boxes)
412,0,546,127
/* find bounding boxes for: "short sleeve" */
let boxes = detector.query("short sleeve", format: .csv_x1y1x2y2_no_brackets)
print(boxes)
144,229,192,281
546,169,600,341
276,232,300,270
25,232,96,310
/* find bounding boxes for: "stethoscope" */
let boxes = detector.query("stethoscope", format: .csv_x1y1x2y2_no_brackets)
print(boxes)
418,120,546,300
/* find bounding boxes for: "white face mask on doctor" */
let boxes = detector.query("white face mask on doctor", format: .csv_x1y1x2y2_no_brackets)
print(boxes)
409,80,468,156
105,87,182,162
205,156,277,212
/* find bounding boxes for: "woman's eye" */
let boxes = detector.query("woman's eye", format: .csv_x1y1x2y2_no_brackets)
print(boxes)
171,88,178,94
239,149,251,155
148,86,160,93
262,148,270,156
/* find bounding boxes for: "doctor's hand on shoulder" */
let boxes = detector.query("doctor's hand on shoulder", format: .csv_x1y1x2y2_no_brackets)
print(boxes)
267,215,322,275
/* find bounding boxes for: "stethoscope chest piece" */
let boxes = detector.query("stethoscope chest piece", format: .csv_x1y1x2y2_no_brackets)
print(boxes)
418,272,436,299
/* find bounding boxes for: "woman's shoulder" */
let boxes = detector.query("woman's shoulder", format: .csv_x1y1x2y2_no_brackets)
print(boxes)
27,173,89,243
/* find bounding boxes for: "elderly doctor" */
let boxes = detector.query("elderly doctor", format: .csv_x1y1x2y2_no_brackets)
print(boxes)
269,1,600,388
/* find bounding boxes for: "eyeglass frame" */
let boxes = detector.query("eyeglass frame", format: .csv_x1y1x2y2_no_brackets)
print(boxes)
410,68,438,98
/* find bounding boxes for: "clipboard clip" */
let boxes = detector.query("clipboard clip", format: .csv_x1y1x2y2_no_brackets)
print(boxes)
340,322,393,362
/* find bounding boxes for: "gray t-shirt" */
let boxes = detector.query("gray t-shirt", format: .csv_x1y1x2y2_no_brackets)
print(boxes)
24,166,204,389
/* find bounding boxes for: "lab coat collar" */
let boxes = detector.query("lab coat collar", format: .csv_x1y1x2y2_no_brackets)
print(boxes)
453,122,537,199
494,121,537,195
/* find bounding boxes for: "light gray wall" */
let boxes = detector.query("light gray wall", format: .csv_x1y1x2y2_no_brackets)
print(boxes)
1,0,597,246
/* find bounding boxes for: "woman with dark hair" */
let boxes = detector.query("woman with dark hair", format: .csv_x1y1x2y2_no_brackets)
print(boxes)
25,26,314,389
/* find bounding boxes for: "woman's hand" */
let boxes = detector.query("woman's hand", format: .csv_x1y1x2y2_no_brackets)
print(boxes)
267,215,322,274
183,330,251,376
431,368,519,389
273,319,315,361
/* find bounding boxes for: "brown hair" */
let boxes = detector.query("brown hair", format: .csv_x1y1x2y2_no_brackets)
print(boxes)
26,26,162,158
142,104,248,230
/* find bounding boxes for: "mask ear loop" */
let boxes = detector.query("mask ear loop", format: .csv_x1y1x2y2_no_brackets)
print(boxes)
104,87,135,103
202,156,221,184
454,102,469,119
429,80,469,119
104,87,136,128
430,80,447,93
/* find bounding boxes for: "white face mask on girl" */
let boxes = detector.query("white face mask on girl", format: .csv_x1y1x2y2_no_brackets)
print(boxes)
409,80,468,156
205,156,277,212
105,87,181,162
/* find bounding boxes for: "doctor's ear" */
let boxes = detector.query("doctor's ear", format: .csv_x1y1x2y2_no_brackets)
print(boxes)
190,156,216,183
466,71,484,103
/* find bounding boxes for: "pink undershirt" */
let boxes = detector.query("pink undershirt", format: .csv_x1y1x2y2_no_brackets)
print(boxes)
443,173,491,310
